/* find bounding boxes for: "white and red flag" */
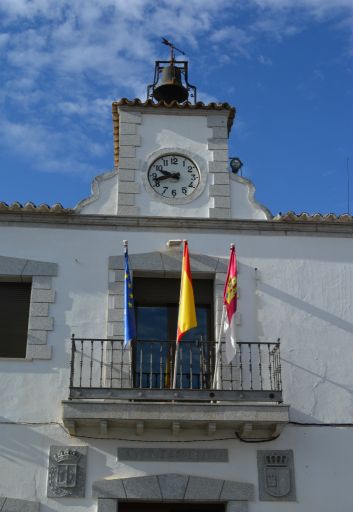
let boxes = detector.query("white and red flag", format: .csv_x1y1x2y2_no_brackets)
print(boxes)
223,244,237,363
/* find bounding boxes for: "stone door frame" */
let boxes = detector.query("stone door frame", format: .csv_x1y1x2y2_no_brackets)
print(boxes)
93,474,254,512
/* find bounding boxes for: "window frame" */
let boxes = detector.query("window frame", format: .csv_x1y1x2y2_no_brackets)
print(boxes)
107,250,229,389
108,250,228,343
0,255,57,361
0,280,32,358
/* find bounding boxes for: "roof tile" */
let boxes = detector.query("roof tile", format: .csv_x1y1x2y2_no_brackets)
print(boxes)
273,212,353,223
0,201,73,214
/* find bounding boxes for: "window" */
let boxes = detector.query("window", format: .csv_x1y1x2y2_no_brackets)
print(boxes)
0,281,31,358
133,277,214,388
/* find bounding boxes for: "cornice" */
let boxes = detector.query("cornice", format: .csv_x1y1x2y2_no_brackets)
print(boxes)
1,212,353,236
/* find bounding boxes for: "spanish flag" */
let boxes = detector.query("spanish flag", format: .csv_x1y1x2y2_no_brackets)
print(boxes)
177,241,197,342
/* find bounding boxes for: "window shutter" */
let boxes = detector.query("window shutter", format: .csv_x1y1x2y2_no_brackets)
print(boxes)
0,282,31,358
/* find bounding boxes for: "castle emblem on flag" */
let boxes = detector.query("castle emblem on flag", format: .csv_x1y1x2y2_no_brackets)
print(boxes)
225,275,237,304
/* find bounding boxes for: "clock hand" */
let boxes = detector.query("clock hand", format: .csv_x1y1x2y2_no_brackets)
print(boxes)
155,175,174,182
155,172,180,182
159,169,172,176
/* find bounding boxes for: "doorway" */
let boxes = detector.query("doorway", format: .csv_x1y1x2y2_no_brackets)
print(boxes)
119,503,225,512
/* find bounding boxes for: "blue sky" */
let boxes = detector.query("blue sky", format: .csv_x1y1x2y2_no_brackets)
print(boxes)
0,0,353,215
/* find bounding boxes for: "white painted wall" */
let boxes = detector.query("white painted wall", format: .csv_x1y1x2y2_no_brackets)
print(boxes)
136,113,213,217
77,112,270,220
230,175,270,220
1,221,353,510
76,170,119,215
0,424,352,512
0,224,352,424
1,166,352,510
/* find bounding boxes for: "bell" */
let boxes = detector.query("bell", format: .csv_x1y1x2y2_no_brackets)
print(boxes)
153,65,189,103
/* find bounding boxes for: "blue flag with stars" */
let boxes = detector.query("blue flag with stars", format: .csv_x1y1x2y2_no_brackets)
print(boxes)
124,249,136,347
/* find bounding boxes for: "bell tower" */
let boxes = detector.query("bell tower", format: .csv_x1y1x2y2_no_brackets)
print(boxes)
78,41,269,221
147,38,196,104
111,41,236,219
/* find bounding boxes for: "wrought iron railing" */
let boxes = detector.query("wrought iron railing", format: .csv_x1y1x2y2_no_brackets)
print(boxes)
69,336,282,402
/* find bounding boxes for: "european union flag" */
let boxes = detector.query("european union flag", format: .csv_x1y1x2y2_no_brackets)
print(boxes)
124,250,136,347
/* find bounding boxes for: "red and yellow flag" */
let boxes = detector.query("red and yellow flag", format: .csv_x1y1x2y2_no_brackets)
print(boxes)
177,241,197,342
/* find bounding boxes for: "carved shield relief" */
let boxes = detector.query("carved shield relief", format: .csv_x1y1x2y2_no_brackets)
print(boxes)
264,465,291,497
47,446,87,498
56,463,77,488
257,450,296,501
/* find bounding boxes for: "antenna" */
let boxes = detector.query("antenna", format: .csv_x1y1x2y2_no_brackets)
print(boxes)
347,157,350,214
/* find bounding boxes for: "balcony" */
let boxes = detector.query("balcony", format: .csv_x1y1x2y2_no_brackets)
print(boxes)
62,337,289,439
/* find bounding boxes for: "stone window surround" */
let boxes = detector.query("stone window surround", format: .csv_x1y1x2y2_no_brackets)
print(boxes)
93,474,254,512
108,250,229,340
0,255,57,360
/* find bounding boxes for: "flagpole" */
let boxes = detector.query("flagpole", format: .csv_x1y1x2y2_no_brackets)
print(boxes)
212,243,236,389
172,239,192,390
172,239,187,389
212,305,226,389
123,240,133,387
172,342,179,389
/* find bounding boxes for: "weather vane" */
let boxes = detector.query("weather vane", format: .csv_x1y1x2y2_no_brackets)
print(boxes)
161,37,186,62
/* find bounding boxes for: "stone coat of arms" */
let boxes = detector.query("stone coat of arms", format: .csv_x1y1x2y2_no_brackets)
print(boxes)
47,446,87,498
257,450,296,501
264,454,291,497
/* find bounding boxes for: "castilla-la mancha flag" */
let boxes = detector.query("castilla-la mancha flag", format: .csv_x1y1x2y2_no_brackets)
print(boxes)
177,241,197,342
223,244,237,362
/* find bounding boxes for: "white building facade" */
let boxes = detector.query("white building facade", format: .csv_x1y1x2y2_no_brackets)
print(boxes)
1,69,353,512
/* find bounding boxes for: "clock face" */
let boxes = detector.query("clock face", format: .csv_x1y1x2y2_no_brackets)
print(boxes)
147,154,200,201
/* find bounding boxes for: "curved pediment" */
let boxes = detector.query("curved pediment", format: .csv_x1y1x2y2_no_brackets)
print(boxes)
93,473,254,502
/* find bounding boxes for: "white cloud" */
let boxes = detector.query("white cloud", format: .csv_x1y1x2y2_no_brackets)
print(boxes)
210,26,253,57
251,0,353,15
56,97,112,117
0,0,353,178
0,117,108,175
249,0,353,43
197,91,219,104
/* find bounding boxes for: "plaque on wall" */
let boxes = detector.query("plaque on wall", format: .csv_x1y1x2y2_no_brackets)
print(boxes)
47,446,87,498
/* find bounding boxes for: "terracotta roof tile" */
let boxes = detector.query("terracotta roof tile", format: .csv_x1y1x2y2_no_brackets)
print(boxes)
0,201,352,223
273,212,353,223
0,201,73,213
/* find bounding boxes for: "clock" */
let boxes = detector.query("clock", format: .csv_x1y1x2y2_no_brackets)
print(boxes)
147,153,201,201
